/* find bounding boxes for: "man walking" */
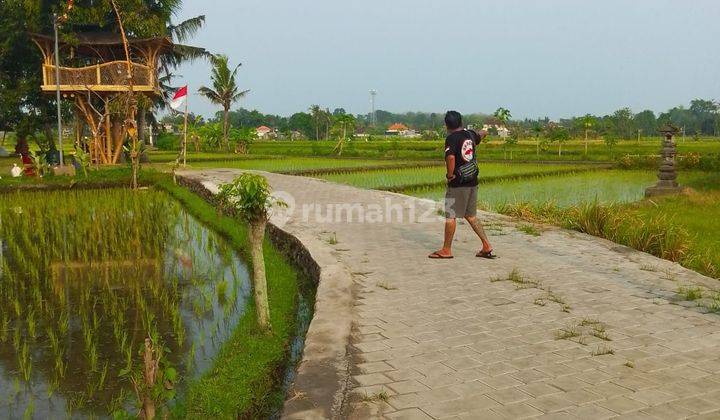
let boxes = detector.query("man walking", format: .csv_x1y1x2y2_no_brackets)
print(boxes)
429,111,496,259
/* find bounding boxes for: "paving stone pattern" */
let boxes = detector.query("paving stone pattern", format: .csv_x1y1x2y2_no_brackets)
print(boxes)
188,170,720,420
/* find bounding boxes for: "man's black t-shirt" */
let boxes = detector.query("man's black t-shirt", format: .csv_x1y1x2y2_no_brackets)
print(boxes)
445,130,479,188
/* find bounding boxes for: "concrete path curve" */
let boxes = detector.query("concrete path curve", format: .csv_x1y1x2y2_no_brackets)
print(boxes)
182,169,720,420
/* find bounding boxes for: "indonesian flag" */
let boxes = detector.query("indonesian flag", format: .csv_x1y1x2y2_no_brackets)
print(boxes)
170,86,188,111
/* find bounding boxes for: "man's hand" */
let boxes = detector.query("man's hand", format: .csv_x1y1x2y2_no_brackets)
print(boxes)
446,173,456,181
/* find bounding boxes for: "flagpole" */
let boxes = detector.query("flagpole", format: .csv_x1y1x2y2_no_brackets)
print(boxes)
182,91,188,166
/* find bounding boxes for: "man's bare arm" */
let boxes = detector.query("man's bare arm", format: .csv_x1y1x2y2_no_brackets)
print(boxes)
446,155,456,180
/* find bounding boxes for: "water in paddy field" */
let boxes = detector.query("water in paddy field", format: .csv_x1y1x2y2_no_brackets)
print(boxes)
409,170,658,209
0,189,252,418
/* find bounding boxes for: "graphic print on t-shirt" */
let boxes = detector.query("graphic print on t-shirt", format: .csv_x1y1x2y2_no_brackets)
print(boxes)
461,139,474,162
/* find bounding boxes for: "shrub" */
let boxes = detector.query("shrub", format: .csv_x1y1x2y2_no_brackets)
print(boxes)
155,133,180,151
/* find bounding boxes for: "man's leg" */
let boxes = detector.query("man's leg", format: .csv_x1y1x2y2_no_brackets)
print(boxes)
430,188,459,258
465,216,492,252
464,186,492,253
442,217,457,254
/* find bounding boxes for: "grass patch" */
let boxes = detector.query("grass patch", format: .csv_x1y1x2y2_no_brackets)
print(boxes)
555,325,581,340
361,389,390,404
517,224,541,236
491,268,542,290
677,285,704,301
640,264,658,272
591,345,615,356
492,187,719,280
376,281,398,291
153,175,305,418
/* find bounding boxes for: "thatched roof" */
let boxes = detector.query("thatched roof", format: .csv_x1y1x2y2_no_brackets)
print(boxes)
30,32,172,60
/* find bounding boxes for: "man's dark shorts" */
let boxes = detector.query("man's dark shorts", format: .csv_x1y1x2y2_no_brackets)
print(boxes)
444,186,478,219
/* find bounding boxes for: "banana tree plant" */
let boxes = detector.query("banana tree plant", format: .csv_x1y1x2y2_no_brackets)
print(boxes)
332,113,356,156
217,174,285,331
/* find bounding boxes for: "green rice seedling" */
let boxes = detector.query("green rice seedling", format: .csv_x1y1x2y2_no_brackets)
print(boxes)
23,395,34,420
0,315,9,343
26,310,36,339
98,362,109,391
19,342,31,382
327,232,338,245
217,279,228,305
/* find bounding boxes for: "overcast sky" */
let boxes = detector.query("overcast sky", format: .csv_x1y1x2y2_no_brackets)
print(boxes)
174,0,720,120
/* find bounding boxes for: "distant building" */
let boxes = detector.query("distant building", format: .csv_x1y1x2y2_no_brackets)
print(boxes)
385,123,409,136
256,125,274,139
482,124,510,138
162,123,176,134
385,123,419,137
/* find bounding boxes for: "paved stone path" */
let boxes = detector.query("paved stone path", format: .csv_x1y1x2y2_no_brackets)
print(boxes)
184,169,720,420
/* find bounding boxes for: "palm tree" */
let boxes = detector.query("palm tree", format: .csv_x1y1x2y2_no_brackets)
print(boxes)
532,123,544,157
146,15,210,143
199,55,249,151
218,174,284,332
581,114,596,155
309,105,322,140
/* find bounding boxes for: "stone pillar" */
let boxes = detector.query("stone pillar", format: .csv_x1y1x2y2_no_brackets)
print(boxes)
645,124,684,197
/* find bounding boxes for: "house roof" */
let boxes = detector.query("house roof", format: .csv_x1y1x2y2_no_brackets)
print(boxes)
256,125,272,132
387,123,409,131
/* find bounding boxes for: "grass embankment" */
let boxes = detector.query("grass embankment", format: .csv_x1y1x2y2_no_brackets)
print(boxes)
155,176,303,418
494,171,720,280
189,156,440,174
1,169,306,418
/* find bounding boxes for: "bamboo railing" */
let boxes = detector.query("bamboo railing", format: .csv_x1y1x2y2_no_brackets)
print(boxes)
41,61,156,92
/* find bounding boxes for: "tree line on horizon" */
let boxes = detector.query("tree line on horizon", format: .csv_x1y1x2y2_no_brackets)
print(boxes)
162,98,720,142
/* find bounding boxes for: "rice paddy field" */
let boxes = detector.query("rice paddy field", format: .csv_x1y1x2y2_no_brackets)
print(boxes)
407,170,657,208
0,187,305,418
314,163,595,191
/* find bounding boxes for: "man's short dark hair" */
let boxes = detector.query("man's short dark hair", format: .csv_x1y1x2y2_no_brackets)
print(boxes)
445,111,463,130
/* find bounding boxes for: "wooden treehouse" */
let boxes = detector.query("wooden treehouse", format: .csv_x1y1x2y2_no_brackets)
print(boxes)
31,32,172,164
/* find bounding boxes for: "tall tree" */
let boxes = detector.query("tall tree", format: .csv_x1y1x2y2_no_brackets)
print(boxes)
580,114,596,155
198,55,249,151
309,105,322,140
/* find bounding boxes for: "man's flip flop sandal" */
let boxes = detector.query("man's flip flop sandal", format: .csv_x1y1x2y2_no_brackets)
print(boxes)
476,250,497,259
428,252,454,259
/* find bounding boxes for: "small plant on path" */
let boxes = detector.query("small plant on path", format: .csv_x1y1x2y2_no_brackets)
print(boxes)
218,173,286,331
